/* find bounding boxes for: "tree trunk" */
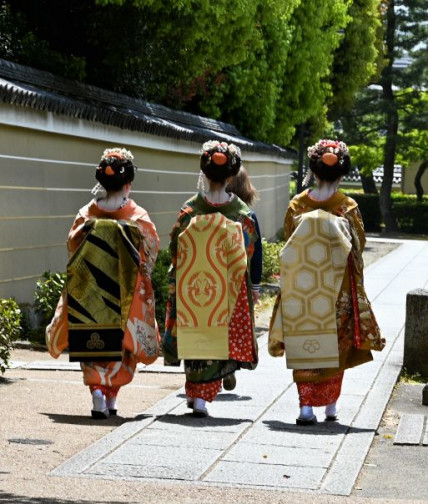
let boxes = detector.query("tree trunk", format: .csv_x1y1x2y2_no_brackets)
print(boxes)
380,0,399,233
414,160,427,202
360,172,378,194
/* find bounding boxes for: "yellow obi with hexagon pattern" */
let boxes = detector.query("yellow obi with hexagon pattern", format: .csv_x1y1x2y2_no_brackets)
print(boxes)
270,209,352,369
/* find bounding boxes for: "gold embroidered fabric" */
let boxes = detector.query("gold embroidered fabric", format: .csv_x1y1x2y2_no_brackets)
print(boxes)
270,210,352,369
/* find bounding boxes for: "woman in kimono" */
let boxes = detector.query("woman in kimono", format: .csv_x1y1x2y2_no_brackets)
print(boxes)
163,140,258,417
269,139,384,425
226,167,263,305
46,147,160,419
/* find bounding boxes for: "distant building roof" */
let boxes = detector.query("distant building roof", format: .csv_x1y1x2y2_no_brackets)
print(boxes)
0,58,293,158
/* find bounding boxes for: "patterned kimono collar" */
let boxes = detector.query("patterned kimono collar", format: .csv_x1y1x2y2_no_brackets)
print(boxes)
293,189,357,214
192,192,250,217
81,198,138,220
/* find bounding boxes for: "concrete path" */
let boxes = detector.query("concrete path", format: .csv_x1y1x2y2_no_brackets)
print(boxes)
47,239,428,496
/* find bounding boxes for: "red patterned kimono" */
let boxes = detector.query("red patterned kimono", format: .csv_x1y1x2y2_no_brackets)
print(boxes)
269,190,384,407
163,193,258,402
46,199,160,398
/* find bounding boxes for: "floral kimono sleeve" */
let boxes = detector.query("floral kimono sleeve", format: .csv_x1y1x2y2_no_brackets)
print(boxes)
283,206,297,242
46,213,84,358
162,210,191,364
345,206,366,277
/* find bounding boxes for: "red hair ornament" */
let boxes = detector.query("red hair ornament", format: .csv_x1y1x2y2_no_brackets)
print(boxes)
212,152,228,166
321,152,338,166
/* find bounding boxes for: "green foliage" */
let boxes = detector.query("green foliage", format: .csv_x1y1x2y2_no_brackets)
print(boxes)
261,239,284,283
0,298,22,373
345,191,428,234
34,271,66,327
329,0,382,116
152,248,171,333
344,192,382,232
1,0,381,146
391,194,428,235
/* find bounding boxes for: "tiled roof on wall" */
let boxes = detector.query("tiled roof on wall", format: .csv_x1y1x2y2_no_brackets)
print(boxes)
0,59,293,158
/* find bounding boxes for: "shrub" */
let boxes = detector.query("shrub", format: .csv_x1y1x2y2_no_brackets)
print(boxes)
343,192,382,232
152,248,171,333
34,271,66,327
0,298,22,373
391,194,428,235
261,239,284,283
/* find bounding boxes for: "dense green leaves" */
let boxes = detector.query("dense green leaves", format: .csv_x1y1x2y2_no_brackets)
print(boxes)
0,298,22,373
34,271,66,327
0,0,381,146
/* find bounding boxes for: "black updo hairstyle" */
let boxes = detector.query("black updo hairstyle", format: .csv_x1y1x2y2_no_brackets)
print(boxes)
307,140,351,182
95,148,136,192
200,140,242,183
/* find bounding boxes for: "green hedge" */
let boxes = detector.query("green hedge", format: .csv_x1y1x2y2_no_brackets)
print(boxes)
261,239,283,282
344,192,382,232
345,192,428,235
152,248,171,333
392,195,428,234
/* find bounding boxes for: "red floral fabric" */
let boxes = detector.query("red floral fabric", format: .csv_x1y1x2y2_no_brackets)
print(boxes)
185,379,222,402
297,372,344,407
229,279,255,361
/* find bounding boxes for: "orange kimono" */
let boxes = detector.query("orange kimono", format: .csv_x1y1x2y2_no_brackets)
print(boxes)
46,199,160,395
269,190,384,406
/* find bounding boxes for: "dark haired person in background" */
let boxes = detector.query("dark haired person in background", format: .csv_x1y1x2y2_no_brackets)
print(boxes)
269,140,384,425
46,148,160,419
226,166,263,304
163,141,259,417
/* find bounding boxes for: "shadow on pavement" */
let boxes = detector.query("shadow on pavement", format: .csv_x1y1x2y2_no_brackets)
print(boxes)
155,413,252,428
263,419,377,435
177,392,252,402
0,492,137,504
40,412,128,426
0,377,20,386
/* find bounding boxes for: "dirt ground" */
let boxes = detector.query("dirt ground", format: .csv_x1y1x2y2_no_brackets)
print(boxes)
0,240,402,504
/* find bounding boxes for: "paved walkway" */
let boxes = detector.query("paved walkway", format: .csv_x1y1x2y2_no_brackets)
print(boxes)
39,239,428,495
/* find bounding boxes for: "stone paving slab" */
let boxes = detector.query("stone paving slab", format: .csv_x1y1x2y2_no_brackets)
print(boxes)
48,239,428,496
394,414,426,445
223,442,333,468
129,427,240,450
204,460,326,490
423,425,428,446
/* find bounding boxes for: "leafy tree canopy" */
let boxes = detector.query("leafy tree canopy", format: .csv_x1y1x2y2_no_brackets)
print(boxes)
0,0,382,146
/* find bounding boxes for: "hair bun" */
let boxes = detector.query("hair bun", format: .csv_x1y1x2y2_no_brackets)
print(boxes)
199,140,241,182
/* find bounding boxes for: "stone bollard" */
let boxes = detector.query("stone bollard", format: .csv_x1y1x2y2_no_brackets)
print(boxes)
423,384,428,406
403,289,428,379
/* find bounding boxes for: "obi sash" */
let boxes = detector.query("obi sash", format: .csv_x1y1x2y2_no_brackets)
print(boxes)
270,209,352,369
176,213,247,359
66,219,140,362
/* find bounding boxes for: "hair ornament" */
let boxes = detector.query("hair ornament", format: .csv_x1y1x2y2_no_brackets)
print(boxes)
212,152,228,165
307,139,349,161
101,147,134,163
321,152,339,166
105,165,115,176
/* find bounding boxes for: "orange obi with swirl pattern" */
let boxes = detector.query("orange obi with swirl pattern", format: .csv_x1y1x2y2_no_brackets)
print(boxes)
176,213,247,359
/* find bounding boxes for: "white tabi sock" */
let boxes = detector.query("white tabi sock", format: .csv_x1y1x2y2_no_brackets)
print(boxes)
325,402,337,417
92,389,107,412
299,405,314,420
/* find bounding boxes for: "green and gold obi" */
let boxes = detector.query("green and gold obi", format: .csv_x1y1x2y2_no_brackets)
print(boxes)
66,219,140,362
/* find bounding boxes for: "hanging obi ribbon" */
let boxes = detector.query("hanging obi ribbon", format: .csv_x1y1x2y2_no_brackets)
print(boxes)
176,212,247,360
270,209,352,369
